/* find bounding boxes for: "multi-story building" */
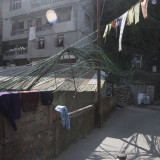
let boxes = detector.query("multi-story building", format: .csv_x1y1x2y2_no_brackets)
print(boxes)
0,0,3,65
2,0,96,66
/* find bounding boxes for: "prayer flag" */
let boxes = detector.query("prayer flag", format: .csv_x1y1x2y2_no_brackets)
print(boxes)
119,11,128,52
134,2,140,24
108,23,112,34
112,20,117,28
103,25,109,42
127,8,134,26
141,0,148,19
152,0,157,4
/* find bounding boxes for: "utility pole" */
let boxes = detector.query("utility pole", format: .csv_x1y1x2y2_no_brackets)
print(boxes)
96,0,102,128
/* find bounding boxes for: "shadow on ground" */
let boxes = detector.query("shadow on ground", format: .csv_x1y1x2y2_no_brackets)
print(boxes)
54,107,160,160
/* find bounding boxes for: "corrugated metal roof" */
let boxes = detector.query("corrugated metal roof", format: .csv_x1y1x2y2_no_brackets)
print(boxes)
0,65,105,92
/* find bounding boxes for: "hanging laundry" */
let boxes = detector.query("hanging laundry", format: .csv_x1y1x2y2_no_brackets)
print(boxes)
127,8,134,26
119,11,128,52
29,26,36,41
0,92,21,131
112,20,117,28
108,23,112,34
55,105,70,130
134,2,140,24
117,14,124,27
152,0,157,4
40,91,54,106
21,91,39,112
11,92,21,119
141,0,149,19
103,24,109,42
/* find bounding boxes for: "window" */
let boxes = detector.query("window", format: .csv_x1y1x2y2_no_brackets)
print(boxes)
36,18,42,27
12,22,24,30
36,37,45,49
131,54,142,69
57,35,64,47
55,6,72,23
27,20,33,28
10,0,22,11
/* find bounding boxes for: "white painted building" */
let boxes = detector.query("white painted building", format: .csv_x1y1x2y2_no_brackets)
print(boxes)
2,0,96,65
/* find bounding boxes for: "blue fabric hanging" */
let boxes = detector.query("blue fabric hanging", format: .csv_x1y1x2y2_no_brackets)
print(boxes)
55,105,70,130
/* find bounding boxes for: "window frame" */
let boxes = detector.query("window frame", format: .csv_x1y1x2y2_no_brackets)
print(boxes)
36,37,45,49
57,35,64,48
10,0,22,11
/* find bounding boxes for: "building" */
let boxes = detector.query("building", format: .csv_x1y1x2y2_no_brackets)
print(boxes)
0,0,3,65
2,0,96,66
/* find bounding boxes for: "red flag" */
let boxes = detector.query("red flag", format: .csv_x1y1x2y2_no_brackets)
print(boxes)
141,0,148,19
112,20,117,28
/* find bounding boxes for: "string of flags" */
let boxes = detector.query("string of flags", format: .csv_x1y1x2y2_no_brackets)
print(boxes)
103,0,158,52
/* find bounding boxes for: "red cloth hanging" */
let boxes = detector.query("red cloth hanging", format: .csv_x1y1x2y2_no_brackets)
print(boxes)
112,20,117,28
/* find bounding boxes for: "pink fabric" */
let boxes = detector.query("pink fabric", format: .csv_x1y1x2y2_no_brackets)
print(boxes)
141,0,148,19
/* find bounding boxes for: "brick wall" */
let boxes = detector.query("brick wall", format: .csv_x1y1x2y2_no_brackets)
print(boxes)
0,96,116,160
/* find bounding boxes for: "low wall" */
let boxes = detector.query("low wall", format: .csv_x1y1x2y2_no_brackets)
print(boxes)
0,96,116,160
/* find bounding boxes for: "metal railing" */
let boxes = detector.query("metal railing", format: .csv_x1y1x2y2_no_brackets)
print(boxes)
4,49,28,56
11,23,53,36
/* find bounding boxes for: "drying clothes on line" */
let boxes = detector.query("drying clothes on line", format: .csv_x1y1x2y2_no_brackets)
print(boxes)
119,11,128,52
40,91,54,106
127,7,134,26
20,91,39,112
0,92,21,131
134,2,140,24
55,105,70,130
29,26,36,41
141,0,149,19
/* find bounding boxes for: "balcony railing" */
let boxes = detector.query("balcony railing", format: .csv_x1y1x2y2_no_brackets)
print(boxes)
11,23,53,36
11,29,29,36
4,48,28,57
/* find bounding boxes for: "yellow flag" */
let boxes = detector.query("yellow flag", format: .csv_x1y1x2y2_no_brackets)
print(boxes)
103,25,109,42
134,2,140,24
127,8,134,26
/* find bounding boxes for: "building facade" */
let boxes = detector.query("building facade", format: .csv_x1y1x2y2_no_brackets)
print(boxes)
2,0,96,66
0,0,3,65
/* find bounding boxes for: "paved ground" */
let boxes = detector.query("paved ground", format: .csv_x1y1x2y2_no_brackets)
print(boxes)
54,106,160,160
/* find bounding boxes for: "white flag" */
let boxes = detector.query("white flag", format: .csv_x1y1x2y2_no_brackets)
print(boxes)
119,11,128,52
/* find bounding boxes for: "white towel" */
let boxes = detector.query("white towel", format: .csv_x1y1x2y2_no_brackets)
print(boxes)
29,26,36,41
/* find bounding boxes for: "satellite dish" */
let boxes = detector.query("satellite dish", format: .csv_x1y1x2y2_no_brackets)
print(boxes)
46,9,57,24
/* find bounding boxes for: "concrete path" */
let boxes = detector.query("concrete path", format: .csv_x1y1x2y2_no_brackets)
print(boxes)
54,106,160,160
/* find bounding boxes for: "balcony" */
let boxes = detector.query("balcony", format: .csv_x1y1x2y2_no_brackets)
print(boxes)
11,23,53,36
4,48,28,60
11,29,29,36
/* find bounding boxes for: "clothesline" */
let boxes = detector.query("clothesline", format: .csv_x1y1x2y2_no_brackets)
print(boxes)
0,91,54,131
103,0,158,52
